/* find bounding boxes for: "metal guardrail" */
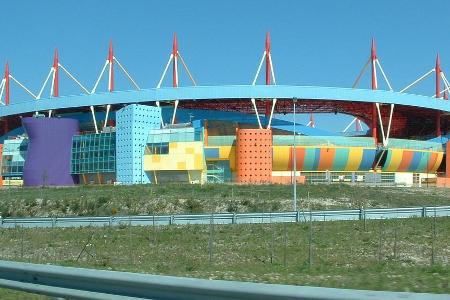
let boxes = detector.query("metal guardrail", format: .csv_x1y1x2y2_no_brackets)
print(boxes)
0,206,449,229
0,260,447,300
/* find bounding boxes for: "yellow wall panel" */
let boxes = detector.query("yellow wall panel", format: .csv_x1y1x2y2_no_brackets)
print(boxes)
344,148,362,171
144,141,205,171
273,146,291,171
431,152,444,173
218,146,236,171
194,154,203,169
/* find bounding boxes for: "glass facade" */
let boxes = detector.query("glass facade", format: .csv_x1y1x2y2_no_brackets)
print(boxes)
1,138,28,178
71,132,116,174
147,127,203,144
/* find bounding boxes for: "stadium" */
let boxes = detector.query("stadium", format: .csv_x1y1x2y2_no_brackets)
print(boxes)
0,34,449,187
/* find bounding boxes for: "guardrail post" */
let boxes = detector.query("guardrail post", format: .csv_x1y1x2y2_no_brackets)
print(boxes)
359,208,364,220
422,206,427,218
170,215,174,225
295,210,299,223
52,217,56,228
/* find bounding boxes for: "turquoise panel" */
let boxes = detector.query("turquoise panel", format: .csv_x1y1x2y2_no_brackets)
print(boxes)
414,152,429,173
274,136,375,147
332,148,349,171
302,148,316,171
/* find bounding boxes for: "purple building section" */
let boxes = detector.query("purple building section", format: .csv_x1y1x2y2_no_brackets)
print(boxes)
22,117,79,186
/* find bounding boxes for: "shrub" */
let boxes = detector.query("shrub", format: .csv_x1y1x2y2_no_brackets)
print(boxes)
183,198,203,213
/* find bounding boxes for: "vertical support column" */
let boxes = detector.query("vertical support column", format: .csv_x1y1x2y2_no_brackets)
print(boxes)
204,120,209,146
372,105,377,143
435,112,441,137
435,54,442,137
309,113,315,128
371,38,378,144
355,118,362,131
3,119,8,136
52,49,59,97
4,63,9,105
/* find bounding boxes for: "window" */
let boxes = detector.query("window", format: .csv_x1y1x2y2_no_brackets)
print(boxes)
148,142,169,155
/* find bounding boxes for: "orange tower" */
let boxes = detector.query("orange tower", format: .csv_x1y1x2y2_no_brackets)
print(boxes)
236,128,272,184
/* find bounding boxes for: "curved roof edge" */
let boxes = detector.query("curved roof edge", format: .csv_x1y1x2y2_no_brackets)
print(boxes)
1,85,450,118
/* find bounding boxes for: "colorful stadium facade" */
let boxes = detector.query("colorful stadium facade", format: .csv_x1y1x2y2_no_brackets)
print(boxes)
0,34,449,187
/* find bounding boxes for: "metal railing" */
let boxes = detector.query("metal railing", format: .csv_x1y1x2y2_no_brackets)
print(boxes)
0,206,449,229
0,260,447,300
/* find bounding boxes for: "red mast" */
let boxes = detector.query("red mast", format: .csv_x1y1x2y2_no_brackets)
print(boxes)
108,40,114,92
265,32,272,124
435,54,441,98
265,32,271,85
52,48,59,97
435,54,442,136
4,62,9,105
172,33,178,88
371,38,378,144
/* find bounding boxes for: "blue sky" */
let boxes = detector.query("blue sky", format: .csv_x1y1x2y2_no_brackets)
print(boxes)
0,0,449,131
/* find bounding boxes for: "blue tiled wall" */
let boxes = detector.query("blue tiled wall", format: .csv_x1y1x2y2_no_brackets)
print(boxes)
116,104,161,184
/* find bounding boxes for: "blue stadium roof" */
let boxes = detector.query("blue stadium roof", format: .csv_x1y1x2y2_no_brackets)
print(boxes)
1,85,449,118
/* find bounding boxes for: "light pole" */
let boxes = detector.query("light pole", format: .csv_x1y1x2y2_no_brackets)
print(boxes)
293,97,297,212
141,143,144,185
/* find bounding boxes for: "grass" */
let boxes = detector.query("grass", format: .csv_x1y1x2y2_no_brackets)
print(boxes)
0,183,449,217
0,216,449,298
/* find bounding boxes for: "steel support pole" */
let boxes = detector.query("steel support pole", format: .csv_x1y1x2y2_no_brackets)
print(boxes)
293,98,297,212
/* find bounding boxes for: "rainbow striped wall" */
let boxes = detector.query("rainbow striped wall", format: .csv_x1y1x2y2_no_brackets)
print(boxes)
273,146,376,172
382,149,443,173
204,145,444,173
